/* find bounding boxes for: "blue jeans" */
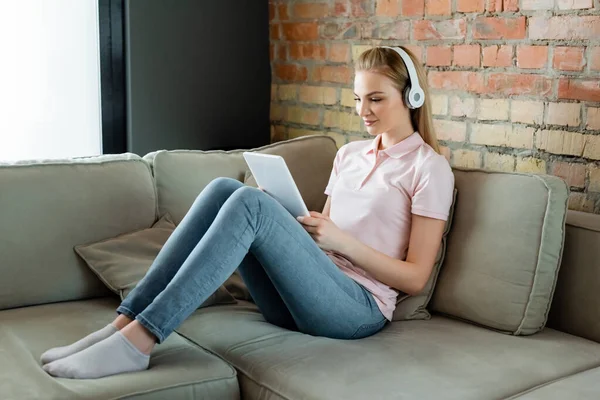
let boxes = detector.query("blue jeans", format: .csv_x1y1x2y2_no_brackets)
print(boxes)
117,177,388,343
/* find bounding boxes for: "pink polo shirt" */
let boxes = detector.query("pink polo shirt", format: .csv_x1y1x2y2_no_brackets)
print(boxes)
324,132,455,321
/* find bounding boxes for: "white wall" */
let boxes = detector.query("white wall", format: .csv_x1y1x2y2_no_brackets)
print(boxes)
0,0,102,161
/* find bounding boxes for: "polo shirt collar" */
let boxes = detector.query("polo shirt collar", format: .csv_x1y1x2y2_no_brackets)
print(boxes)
364,132,424,159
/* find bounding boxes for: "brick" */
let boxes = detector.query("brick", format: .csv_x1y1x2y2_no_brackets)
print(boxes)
583,135,600,160
278,84,297,101
333,2,349,16
369,21,411,40
292,3,329,18
473,17,526,40
454,45,480,67
453,149,482,168
522,0,553,10
376,0,400,16
433,120,467,142
413,19,466,41
327,132,346,149
504,0,519,11
479,99,509,121
351,45,372,62
271,84,277,101
428,71,485,93
590,166,600,192
270,103,284,120
517,46,548,69
275,64,308,81
288,106,320,125
484,152,515,172
276,44,287,61
536,130,585,156
553,47,586,72
431,94,449,115
557,0,593,9
516,157,546,174
552,162,586,188
329,43,350,62
322,22,358,39
404,45,423,62
426,0,451,15
269,3,275,22
350,0,373,16
299,86,337,105
529,16,600,40
288,128,322,139
589,48,600,71
427,46,452,66
568,193,595,213
289,43,326,60
450,96,476,118
487,73,552,97
270,24,281,40
471,124,534,149
348,134,370,142
486,0,519,11
402,0,424,15
282,23,319,40
457,0,485,12
269,44,274,61
312,66,353,84
482,45,512,67
341,88,356,108
271,125,286,142
511,100,544,124
278,4,289,20
545,102,581,127
558,79,600,102
587,107,600,130
323,110,362,131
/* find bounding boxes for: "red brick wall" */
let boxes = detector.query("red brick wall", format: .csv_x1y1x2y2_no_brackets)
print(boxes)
269,0,600,213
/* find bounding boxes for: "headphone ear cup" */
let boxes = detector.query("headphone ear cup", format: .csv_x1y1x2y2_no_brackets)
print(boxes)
404,85,415,109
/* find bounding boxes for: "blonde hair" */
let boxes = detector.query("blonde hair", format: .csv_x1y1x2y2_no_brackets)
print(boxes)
355,46,440,154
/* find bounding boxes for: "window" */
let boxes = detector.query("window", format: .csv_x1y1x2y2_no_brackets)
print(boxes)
0,0,102,161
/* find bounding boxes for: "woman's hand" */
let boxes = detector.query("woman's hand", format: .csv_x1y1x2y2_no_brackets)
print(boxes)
297,212,350,252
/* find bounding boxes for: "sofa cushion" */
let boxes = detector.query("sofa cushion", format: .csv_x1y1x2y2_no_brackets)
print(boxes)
74,213,236,306
0,154,158,311
431,169,568,335
177,301,600,400
0,298,239,400
147,135,337,224
547,210,600,344
509,366,600,399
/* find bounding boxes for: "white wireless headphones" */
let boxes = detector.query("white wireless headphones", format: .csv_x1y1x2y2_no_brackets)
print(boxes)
378,46,425,109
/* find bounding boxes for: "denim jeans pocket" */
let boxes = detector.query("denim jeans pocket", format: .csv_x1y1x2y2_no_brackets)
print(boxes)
350,317,388,339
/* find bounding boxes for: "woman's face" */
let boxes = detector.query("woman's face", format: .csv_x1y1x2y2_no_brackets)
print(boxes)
353,70,408,137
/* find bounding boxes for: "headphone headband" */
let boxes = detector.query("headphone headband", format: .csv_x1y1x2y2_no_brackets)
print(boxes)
378,46,425,109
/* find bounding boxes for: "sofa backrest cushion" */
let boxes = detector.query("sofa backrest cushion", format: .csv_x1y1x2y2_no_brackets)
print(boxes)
547,210,600,343
149,135,338,224
0,154,157,310
430,169,568,335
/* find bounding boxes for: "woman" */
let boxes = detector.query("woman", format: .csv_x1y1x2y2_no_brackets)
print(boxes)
41,46,454,379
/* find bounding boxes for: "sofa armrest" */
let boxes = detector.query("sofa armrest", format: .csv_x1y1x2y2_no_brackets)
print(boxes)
547,210,600,343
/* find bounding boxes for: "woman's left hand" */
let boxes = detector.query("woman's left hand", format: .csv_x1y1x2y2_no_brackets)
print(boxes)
297,211,350,252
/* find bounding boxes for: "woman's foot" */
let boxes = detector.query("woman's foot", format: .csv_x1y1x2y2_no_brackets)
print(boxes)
40,314,133,365
42,321,156,379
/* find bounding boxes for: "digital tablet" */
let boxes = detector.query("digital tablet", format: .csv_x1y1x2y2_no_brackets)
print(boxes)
242,152,310,218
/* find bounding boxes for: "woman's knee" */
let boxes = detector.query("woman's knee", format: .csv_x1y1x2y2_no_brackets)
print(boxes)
199,177,244,201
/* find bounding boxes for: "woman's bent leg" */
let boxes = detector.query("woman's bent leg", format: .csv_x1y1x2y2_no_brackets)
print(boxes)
136,186,386,344
117,177,244,319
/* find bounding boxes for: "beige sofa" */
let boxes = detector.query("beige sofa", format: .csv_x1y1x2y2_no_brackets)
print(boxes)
1,135,599,400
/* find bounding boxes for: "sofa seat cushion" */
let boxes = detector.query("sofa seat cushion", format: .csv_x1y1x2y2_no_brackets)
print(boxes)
0,298,239,400
177,302,600,400
510,366,600,399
